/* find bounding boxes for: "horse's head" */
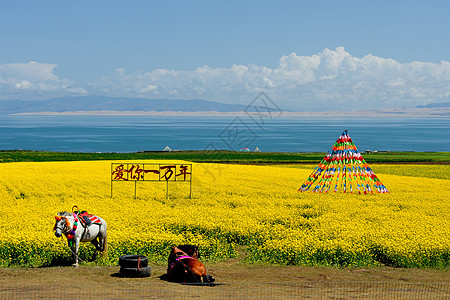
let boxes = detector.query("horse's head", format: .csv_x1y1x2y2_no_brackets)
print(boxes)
168,245,201,263
53,212,71,237
171,246,185,257
176,244,200,259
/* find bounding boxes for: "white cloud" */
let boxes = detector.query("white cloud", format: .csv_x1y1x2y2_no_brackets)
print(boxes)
89,47,450,110
14,80,33,90
0,61,59,82
2,48,450,110
139,84,159,94
0,61,86,99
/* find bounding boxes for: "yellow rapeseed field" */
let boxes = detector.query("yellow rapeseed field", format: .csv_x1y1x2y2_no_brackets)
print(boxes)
0,160,449,268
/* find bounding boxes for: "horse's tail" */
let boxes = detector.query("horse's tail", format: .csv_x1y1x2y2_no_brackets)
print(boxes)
102,234,108,255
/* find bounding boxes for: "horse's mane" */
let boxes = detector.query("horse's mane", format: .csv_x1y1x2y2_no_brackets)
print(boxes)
57,211,72,217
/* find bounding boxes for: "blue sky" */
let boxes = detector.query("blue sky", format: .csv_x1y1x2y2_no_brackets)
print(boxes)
1,0,450,110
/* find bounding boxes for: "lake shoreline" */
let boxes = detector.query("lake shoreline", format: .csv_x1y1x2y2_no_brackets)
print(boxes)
10,107,450,118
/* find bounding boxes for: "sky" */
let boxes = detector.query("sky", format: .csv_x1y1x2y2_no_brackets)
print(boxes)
1,0,450,111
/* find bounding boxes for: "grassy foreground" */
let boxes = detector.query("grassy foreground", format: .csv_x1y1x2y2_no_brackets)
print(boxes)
1,150,449,163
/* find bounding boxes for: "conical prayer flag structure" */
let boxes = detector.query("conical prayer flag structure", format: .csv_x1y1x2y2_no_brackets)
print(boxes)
299,130,389,194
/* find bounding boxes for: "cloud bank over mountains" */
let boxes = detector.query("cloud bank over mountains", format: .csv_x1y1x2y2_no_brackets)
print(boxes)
1,47,449,111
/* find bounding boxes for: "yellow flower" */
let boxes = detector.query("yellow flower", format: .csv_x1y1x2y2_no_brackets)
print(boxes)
0,161,448,267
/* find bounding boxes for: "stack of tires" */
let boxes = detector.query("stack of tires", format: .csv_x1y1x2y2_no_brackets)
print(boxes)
119,255,151,277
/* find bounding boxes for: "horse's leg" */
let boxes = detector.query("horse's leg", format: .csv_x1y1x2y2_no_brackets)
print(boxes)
191,268,204,282
91,238,100,258
100,234,107,255
188,260,214,282
184,265,200,282
96,225,107,254
72,239,80,267
191,261,214,283
202,274,215,283
184,259,208,282
70,245,76,266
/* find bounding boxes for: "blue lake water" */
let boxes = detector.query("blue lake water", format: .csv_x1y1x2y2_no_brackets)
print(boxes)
0,115,449,152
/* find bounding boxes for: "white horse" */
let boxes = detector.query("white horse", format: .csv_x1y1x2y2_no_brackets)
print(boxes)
54,211,107,267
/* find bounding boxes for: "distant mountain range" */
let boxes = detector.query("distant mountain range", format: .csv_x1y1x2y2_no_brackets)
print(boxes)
1,96,449,116
416,101,450,108
0,96,250,114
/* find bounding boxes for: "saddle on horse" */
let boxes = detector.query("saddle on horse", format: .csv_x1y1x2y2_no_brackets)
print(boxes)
72,206,102,227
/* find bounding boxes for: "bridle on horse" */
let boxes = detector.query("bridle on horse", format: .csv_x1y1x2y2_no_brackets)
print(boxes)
54,216,70,234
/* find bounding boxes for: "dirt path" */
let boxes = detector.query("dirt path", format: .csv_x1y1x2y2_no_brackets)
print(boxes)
1,261,449,299
1,262,449,285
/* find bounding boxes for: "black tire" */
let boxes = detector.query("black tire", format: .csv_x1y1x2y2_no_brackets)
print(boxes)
120,266,151,278
119,255,148,268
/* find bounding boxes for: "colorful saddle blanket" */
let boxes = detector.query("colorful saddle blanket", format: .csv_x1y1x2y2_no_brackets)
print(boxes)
75,211,102,226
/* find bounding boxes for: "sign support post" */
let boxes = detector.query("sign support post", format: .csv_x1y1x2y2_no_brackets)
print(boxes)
166,180,169,199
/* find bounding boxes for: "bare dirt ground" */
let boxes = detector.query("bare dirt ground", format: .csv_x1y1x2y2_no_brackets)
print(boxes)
1,261,449,285
1,259,449,299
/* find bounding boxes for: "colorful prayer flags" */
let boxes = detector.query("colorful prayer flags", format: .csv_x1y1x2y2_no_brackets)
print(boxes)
299,130,389,193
